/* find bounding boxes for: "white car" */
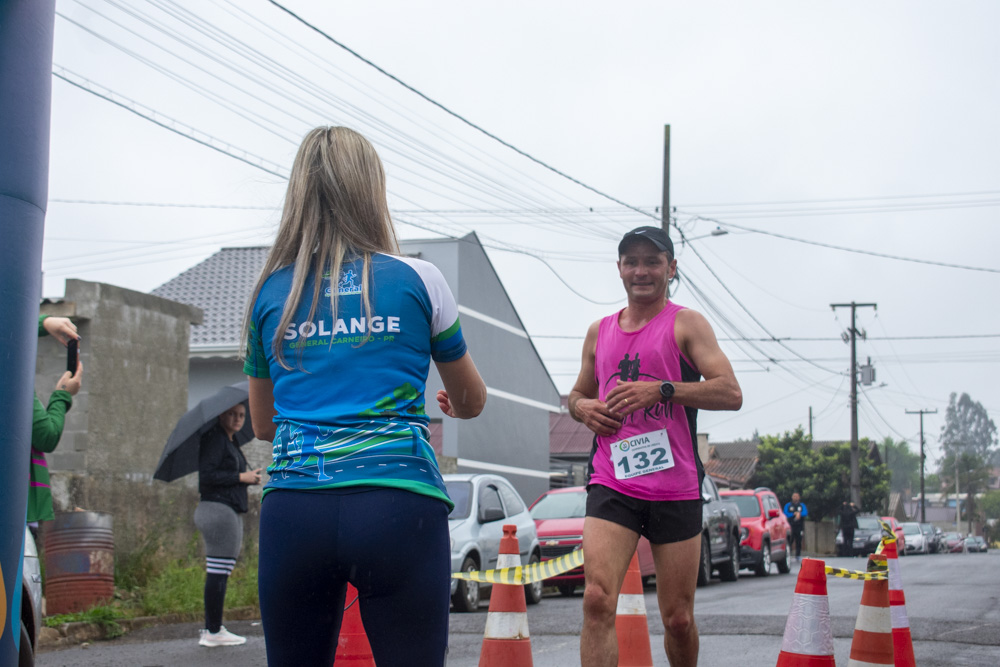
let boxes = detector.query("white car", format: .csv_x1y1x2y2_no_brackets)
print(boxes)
444,473,542,612
21,527,43,666
901,522,928,554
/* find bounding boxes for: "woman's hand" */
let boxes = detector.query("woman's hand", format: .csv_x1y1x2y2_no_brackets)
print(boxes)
43,317,79,346
55,363,83,396
239,468,263,485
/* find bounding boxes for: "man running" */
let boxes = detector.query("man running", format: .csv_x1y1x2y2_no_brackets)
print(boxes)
569,226,742,667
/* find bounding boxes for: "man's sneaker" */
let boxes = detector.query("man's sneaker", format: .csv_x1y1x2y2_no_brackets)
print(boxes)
199,626,246,647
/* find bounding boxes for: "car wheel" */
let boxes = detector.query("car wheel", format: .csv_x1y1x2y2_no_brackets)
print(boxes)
451,556,481,613
696,534,711,587
641,575,653,588
718,536,739,582
754,541,772,577
557,584,576,597
524,553,543,605
776,547,791,574
19,619,33,667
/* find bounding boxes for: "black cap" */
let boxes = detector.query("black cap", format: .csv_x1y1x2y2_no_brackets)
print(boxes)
618,226,674,257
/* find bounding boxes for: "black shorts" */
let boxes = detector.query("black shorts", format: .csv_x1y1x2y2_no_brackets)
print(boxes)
586,483,702,545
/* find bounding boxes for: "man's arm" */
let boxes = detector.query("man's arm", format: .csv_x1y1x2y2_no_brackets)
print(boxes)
783,502,794,519
568,320,622,436
605,308,742,417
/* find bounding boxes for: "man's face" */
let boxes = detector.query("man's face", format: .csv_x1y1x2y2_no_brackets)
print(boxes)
792,493,800,503
617,241,676,304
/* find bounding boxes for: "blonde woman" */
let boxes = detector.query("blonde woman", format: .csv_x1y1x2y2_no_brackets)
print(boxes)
243,126,486,666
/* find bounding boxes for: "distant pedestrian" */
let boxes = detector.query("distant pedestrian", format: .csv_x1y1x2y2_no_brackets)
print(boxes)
837,500,859,557
783,492,808,562
195,402,261,648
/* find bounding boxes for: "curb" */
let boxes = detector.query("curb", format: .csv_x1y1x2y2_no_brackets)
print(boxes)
38,605,260,648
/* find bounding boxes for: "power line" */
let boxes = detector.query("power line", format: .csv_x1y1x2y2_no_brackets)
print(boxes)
266,0,663,226
688,214,1000,274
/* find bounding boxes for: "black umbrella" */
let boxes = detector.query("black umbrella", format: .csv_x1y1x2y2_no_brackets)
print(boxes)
153,381,255,482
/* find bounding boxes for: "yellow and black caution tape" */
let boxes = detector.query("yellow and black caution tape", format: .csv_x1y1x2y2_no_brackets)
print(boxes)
825,565,888,581
452,548,585,585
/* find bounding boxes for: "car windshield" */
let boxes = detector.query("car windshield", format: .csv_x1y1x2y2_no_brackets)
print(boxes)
856,516,880,531
530,490,587,519
446,481,473,519
901,523,921,535
727,495,761,518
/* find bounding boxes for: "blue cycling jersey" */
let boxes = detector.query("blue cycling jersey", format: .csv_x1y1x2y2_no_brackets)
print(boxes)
244,253,467,508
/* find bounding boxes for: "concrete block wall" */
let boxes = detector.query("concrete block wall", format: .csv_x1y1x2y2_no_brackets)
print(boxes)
37,280,208,566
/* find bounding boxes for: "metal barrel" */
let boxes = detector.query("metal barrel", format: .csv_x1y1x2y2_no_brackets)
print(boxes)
43,511,115,615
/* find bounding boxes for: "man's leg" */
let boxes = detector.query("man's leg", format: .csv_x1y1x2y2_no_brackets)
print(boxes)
650,534,701,667
580,517,640,667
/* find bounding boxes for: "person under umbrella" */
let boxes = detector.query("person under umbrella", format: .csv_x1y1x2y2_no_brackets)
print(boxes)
195,402,261,647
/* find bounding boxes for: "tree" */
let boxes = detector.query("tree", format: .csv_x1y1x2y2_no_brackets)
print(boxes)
751,429,889,520
939,392,999,533
881,437,920,496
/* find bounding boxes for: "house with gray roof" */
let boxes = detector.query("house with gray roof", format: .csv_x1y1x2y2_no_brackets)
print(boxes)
152,233,561,503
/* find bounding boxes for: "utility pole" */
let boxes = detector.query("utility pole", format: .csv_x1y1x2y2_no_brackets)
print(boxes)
808,406,813,439
906,408,937,523
831,301,877,507
662,124,670,238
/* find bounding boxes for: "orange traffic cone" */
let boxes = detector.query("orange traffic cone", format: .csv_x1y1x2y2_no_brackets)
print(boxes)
847,554,894,667
479,524,533,667
775,558,835,666
881,541,916,667
335,583,376,666
615,550,653,667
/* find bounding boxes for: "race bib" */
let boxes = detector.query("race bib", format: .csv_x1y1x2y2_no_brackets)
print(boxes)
609,428,675,480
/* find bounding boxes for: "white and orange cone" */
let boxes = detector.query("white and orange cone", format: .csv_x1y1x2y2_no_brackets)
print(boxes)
847,554,894,667
615,551,653,667
335,583,376,666
775,557,835,666
479,524,533,667
881,540,916,667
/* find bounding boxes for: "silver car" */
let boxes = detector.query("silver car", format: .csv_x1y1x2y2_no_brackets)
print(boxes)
901,522,928,554
445,473,542,612
21,527,42,666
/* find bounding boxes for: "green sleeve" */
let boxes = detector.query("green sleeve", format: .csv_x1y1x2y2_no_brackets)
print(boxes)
32,390,72,454
38,314,49,337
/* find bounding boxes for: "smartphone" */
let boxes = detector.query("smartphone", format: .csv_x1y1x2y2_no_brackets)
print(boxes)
67,339,79,375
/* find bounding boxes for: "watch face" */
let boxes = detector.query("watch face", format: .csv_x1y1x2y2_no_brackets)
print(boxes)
660,382,675,401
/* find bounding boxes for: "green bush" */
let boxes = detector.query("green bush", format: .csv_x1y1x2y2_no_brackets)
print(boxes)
45,605,126,638
140,553,259,617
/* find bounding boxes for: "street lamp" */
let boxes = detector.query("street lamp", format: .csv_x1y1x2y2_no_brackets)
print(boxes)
680,227,728,244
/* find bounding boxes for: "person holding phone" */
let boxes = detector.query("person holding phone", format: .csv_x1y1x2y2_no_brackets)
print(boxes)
195,401,261,647
243,126,486,666
28,315,84,538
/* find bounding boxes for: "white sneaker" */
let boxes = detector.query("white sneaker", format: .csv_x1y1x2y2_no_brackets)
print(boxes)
199,626,246,647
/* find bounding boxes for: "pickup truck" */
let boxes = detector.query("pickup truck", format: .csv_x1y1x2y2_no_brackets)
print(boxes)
698,475,742,586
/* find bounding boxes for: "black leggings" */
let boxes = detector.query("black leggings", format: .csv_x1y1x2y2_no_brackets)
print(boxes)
258,488,451,666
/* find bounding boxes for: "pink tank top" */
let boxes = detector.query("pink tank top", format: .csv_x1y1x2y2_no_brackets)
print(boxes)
591,301,702,501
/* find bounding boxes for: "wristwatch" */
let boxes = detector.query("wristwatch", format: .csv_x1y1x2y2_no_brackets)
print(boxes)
659,381,675,403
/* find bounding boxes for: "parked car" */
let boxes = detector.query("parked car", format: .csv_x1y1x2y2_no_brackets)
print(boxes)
941,532,965,552
445,474,543,612
919,523,940,554
720,487,791,576
964,535,988,553
835,514,884,556
698,476,742,586
880,516,906,555
529,486,655,596
901,522,929,555
21,526,42,667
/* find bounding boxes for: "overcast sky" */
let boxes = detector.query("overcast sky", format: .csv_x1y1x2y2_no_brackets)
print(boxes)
42,0,1000,467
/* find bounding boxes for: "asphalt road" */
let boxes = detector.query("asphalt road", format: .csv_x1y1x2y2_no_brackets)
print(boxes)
37,551,1000,666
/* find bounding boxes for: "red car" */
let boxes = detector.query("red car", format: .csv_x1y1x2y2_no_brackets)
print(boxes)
529,486,655,596
719,487,791,576
880,516,906,555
